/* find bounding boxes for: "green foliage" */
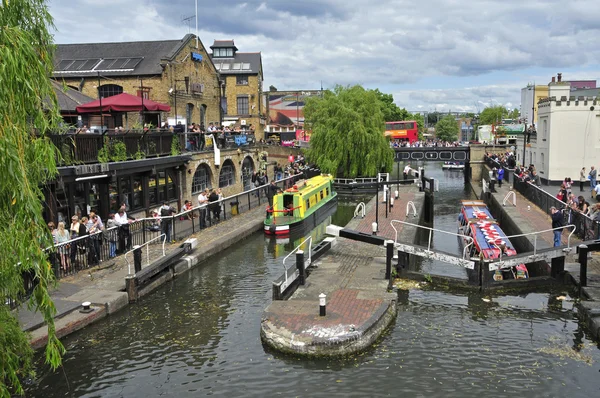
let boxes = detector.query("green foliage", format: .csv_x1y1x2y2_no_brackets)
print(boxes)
434,115,459,142
508,108,519,120
97,140,109,163
372,89,410,122
110,141,127,162
305,85,394,178
134,143,146,160
479,105,509,125
170,135,180,156
0,0,66,395
424,273,433,283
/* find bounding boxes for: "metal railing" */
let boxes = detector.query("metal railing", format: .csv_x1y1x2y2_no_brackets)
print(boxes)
354,202,366,218
406,201,417,217
390,219,474,261
125,234,167,275
513,178,598,240
282,236,312,290
503,191,516,206
501,225,577,256
334,177,379,185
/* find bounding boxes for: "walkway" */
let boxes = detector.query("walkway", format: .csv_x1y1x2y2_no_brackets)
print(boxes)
261,186,425,356
18,206,267,349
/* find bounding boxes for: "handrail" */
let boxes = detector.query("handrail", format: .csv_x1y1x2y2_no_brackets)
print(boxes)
390,219,474,261
282,236,312,288
125,234,167,275
354,202,366,218
502,190,516,206
502,224,577,255
482,179,489,193
406,201,417,217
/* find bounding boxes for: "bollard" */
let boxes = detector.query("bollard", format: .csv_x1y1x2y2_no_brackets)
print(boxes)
319,293,326,316
385,240,394,280
490,179,496,193
133,245,142,273
578,244,588,287
394,190,399,199
79,301,94,314
551,256,565,278
372,222,378,235
390,197,394,208
296,250,305,285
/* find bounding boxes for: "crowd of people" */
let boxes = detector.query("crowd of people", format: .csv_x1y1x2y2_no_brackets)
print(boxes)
390,139,468,148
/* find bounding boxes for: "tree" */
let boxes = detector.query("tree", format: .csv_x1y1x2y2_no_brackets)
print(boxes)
434,115,459,142
479,105,508,125
508,108,519,120
0,0,65,395
305,85,394,178
372,88,410,122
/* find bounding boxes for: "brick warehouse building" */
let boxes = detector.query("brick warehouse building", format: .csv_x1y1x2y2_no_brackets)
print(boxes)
210,40,265,138
53,34,221,129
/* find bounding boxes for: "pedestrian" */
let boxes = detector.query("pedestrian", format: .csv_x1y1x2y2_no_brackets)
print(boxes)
403,164,411,180
497,167,504,188
550,206,564,247
589,166,597,191
580,167,587,192
55,222,71,272
105,213,118,258
267,180,279,207
160,201,176,242
208,189,220,222
197,188,209,228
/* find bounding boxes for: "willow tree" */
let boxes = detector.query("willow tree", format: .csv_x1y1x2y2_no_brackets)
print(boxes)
305,85,394,178
0,0,65,395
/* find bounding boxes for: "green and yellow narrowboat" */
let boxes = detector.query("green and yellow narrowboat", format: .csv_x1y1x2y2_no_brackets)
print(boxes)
264,174,337,235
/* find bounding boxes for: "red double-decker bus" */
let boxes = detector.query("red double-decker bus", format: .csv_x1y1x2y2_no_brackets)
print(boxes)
385,120,419,143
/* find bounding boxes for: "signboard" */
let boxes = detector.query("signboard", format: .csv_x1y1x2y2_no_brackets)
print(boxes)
267,132,280,143
234,135,247,146
268,90,321,126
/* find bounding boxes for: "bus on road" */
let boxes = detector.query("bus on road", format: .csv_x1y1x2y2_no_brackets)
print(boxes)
385,120,418,144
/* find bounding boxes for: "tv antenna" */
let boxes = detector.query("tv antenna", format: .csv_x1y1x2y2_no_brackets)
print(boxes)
182,14,195,32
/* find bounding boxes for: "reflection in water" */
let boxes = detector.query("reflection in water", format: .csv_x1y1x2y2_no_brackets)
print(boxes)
26,175,600,398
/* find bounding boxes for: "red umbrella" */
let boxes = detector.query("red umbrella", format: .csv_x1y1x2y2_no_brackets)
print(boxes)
76,92,171,113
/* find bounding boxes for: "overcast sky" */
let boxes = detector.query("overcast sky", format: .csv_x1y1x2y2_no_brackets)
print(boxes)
48,0,600,113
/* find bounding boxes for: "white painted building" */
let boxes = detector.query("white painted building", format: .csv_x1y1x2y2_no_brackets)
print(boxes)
527,82,600,183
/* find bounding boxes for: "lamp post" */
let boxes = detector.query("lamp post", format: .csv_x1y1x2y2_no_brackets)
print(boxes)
97,72,103,133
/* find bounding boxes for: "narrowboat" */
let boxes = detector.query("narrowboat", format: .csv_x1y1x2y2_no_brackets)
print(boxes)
264,174,337,235
458,200,528,280
442,162,465,170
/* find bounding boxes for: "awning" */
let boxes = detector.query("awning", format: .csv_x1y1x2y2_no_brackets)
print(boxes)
76,92,171,113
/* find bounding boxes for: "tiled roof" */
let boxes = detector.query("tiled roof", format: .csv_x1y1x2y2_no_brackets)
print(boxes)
211,40,236,49
50,80,95,112
52,34,195,78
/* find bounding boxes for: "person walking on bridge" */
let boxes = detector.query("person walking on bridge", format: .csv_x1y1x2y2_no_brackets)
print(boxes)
550,206,564,247
580,167,587,192
589,166,597,192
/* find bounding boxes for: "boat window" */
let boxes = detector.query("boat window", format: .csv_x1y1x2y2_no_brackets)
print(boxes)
306,199,310,209
320,190,324,200
326,187,330,195
283,195,294,211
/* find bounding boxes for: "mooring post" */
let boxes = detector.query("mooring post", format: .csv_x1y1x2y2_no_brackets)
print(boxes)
125,275,137,302
319,293,326,316
133,245,142,273
296,250,305,285
385,240,394,280
578,244,588,287
551,256,565,278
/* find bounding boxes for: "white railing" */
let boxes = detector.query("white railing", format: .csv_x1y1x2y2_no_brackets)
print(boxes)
354,202,366,218
390,219,475,261
406,201,417,217
125,234,167,275
281,236,312,289
334,177,379,185
482,179,489,193
501,224,577,256
503,190,516,206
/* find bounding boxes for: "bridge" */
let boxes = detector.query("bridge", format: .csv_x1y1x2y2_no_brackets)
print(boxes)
394,146,470,162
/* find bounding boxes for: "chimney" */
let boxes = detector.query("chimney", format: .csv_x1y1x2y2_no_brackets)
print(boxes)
551,76,556,83
557,73,562,83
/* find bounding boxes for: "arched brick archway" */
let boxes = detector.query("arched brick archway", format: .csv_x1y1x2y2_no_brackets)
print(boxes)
219,159,236,188
241,156,255,191
192,163,213,194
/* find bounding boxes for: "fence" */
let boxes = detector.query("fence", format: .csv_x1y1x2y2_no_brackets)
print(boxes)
513,178,599,241
39,172,304,280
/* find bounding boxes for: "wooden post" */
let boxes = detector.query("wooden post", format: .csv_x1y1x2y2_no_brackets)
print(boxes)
125,275,137,302
385,240,393,280
578,244,588,287
133,245,142,273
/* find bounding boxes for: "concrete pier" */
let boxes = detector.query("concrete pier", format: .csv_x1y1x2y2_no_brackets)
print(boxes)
261,186,425,356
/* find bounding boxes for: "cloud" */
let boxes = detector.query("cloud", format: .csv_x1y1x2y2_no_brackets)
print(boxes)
47,0,600,110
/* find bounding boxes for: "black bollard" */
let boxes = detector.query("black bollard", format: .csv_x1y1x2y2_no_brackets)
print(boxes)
319,293,326,316
551,256,565,278
578,244,588,287
296,250,305,285
385,240,394,280
133,245,142,273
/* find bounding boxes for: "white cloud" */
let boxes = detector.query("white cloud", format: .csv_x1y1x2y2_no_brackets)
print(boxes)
47,0,600,110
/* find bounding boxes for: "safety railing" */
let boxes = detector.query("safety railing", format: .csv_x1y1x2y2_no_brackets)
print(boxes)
390,219,474,261
501,224,577,256
502,190,516,207
406,201,417,217
354,202,366,218
125,234,167,275
282,236,312,289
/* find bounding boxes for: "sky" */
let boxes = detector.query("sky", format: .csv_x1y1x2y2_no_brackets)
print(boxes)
48,0,600,113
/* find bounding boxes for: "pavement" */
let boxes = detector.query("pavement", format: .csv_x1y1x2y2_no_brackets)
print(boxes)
260,186,426,356
16,205,267,349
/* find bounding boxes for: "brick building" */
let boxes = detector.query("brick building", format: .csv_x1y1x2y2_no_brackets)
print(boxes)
52,34,221,129
209,40,265,138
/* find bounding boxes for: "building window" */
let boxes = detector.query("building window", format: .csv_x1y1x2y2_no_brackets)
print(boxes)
186,103,194,124
237,96,249,115
213,48,234,57
192,164,212,194
541,153,544,169
219,161,235,188
543,119,548,139
200,104,207,127
236,75,249,85
98,84,123,98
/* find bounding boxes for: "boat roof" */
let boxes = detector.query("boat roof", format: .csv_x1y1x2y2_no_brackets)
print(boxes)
460,200,495,221
460,200,517,258
283,174,333,195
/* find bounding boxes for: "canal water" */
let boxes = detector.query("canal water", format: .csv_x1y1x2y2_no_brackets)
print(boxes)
27,162,600,397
